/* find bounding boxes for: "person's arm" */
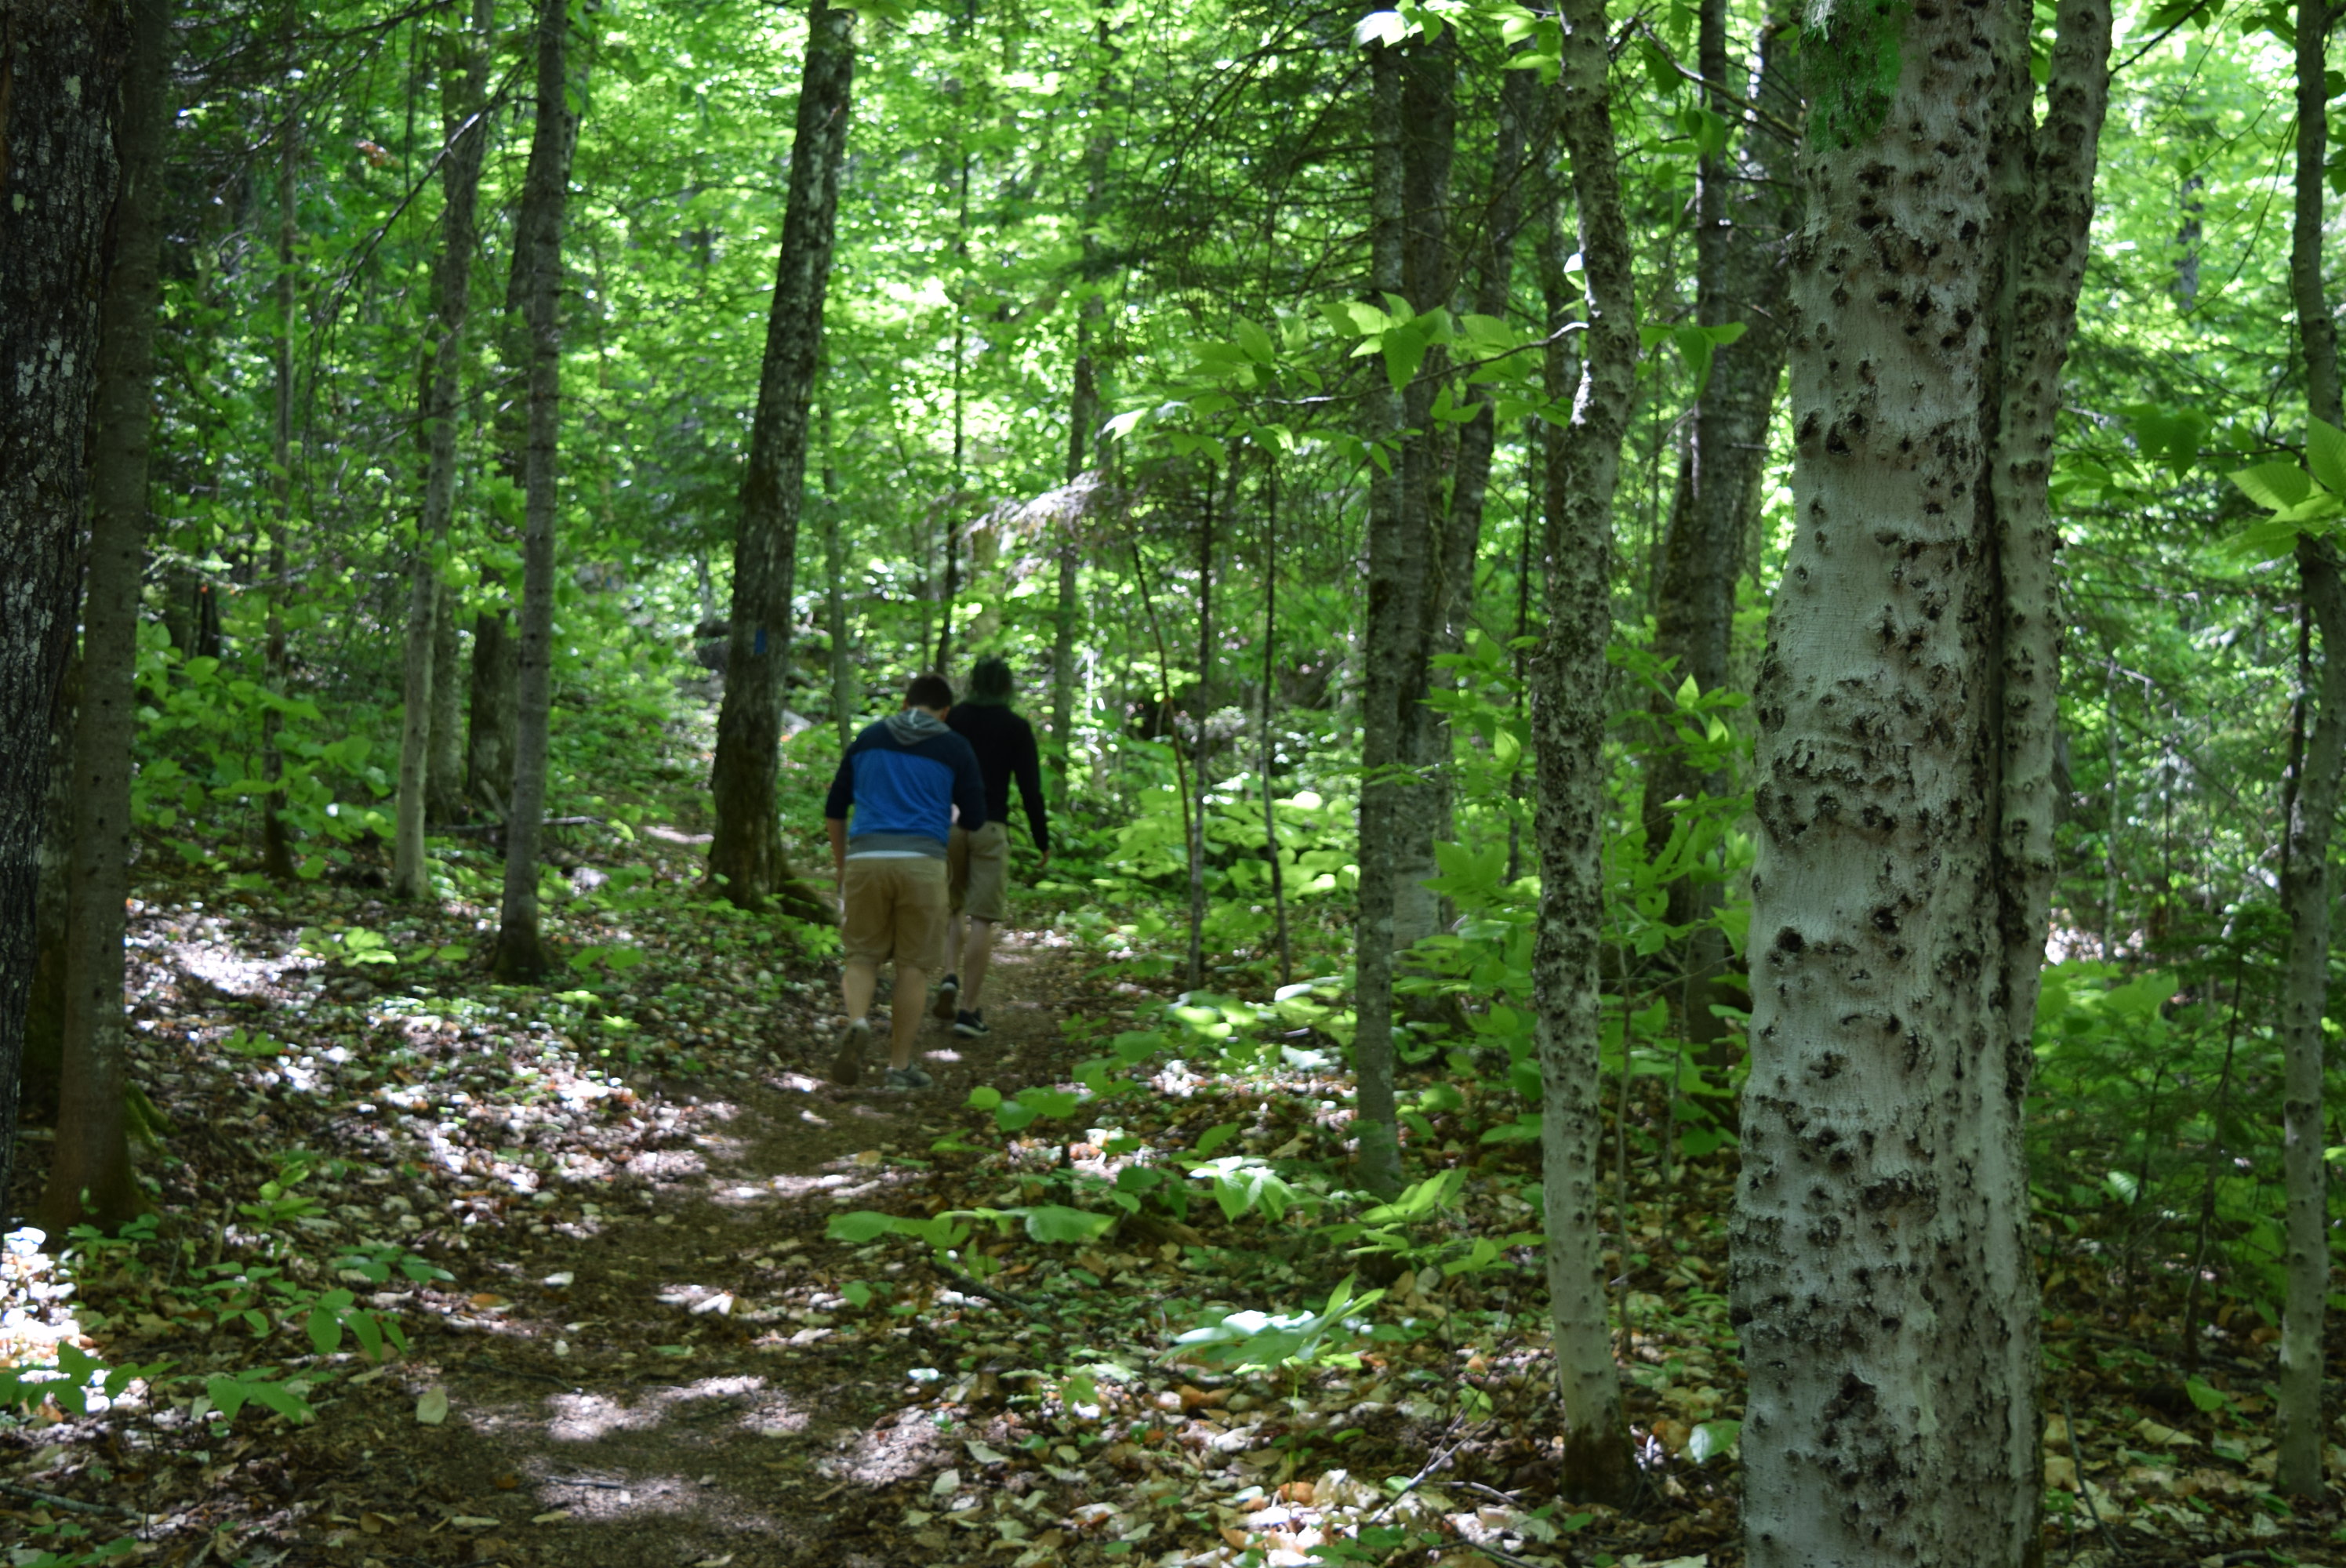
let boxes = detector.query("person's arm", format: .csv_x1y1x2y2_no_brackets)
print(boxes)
1015,718,1050,862
823,753,856,882
953,740,988,835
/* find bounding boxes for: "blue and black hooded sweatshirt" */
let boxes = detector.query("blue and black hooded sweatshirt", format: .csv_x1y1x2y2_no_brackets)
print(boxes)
824,710,987,858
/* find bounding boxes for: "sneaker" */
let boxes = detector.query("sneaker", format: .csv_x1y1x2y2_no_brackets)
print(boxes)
884,1065,936,1091
932,973,960,1021
830,1018,872,1086
953,1008,989,1039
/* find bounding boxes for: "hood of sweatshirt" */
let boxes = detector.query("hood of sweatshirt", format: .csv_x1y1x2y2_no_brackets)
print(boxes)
884,708,950,746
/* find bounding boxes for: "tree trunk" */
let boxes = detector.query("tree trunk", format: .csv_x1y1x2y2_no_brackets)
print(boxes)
0,0,129,1221
1260,456,1292,985
490,0,583,981
467,603,518,815
1351,36,1413,1200
1639,0,1798,1046
1054,15,1111,794
24,658,82,1128
820,401,856,752
1186,472,1215,991
394,0,493,899
1532,0,1638,1504
2275,0,2340,1500
706,0,855,910
1386,28,1458,960
426,595,467,821
1734,0,2111,1556
41,0,171,1235
259,96,297,881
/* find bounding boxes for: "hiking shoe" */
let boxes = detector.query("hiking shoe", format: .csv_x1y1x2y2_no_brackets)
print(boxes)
830,1018,872,1086
932,973,960,1020
953,1009,989,1039
884,1065,936,1091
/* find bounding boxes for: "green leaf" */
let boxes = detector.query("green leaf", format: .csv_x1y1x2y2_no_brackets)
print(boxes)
826,1210,900,1243
2184,1374,2229,1413
966,1085,1003,1110
1022,1205,1114,1243
1193,1121,1240,1156
1233,317,1276,365
2232,461,2315,513
2308,418,2346,495
1688,1418,1740,1462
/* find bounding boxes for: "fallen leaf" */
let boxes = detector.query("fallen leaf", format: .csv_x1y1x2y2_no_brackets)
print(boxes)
492,1473,520,1491
467,1294,510,1311
448,1515,500,1528
531,1511,569,1525
542,1271,575,1287
416,1387,449,1425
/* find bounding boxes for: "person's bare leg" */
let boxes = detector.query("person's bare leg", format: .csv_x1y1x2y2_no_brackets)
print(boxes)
961,918,998,1009
935,914,965,1018
888,964,928,1069
843,959,878,1022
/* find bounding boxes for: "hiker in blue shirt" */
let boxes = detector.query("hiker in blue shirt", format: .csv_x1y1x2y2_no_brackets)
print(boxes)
823,673,986,1090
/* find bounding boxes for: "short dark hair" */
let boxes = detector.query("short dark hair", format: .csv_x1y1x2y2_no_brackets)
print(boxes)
905,673,953,711
966,655,1014,704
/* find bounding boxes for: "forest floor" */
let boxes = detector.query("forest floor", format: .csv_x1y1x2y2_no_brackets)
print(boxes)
3,818,2344,1566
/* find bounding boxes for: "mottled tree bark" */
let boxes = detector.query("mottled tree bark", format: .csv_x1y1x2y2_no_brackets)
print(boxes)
0,0,129,1221
706,0,855,913
489,0,583,980
1532,0,1638,1503
2275,0,2340,1501
1351,37,1412,1199
1640,0,1798,1044
394,0,493,899
1734,0,2110,1557
42,0,170,1233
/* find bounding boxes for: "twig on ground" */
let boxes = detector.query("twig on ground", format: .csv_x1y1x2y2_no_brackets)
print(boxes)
467,1355,579,1389
547,1475,629,1490
2063,1393,2127,1566
928,1258,1040,1316
0,1479,148,1519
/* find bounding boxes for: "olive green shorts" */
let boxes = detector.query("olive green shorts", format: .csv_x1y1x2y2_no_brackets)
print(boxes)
947,821,1009,922
841,855,948,970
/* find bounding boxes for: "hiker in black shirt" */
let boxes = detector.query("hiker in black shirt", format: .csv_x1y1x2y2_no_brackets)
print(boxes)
933,655,1049,1036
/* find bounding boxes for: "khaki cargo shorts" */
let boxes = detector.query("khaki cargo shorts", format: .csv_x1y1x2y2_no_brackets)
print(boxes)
841,855,948,970
947,821,1010,922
